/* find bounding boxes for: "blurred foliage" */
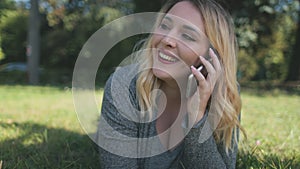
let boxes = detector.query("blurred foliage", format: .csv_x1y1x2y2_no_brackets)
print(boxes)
0,9,28,63
225,0,299,82
40,0,132,72
0,0,299,84
0,36,4,61
237,11,297,82
0,47,4,61
0,0,15,17
0,0,15,61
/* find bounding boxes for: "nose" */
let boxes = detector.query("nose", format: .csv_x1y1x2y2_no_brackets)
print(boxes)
161,33,177,48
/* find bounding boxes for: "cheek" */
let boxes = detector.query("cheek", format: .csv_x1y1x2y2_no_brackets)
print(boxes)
151,33,163,48
179,43,208,66
179,46,200,66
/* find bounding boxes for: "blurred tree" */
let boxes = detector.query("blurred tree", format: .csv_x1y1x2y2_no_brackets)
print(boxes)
40,0,128,70
27,0,41,84
286,0,300,81
0,10,28,63
0,0,298,84
0,47,4,61
222,0,298,82
0,0,15,17
0,0,16,62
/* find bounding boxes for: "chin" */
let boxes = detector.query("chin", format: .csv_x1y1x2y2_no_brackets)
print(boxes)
152,67,172,80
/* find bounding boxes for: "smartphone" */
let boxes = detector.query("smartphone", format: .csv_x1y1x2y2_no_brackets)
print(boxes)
185,47,218,98
186,65,207,98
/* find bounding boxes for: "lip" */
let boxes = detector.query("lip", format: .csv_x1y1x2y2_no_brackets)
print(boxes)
157,49,179,64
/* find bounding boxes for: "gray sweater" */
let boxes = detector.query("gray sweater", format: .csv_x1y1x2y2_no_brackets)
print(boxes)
96,65,238,169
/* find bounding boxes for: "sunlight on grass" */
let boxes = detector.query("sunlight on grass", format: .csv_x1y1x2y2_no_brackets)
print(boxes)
238,91,300,168
0,85,102,168
0,85,103,133
0,85,299,168
240,92,300,154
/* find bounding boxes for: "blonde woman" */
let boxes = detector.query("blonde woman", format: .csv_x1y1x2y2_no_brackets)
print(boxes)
97,0,245,168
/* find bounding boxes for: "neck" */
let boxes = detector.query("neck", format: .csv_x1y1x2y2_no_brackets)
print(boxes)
160,80,182,101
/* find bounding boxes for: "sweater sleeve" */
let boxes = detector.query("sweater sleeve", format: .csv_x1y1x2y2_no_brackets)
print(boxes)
97,72,140,169
181,113,239,169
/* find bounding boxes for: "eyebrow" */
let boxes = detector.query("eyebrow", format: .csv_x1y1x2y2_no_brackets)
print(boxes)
163,16,202,36
164,16,172,21
183,25,200,35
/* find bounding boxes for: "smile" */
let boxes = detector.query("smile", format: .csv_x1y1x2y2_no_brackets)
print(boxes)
159,52,179,63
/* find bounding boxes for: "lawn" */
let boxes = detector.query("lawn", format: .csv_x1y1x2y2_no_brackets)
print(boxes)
0,85,299,169
237,88,300,169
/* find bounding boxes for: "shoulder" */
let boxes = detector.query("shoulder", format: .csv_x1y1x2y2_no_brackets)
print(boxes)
103,64,138,97
105,64,138,89
102,64,140,118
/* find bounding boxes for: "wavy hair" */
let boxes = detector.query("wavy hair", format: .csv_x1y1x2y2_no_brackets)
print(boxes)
134,0,245,152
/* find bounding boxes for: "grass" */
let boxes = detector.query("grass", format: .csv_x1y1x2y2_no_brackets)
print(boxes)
237,88,300,169
0,85,299,168
0,85,101,169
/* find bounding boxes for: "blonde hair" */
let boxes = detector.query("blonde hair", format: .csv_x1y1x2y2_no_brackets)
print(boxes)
135,0,245,152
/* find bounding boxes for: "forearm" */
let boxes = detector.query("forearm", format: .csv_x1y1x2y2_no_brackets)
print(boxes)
181,116,238,169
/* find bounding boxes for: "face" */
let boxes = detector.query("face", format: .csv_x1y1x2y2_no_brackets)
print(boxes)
151,1,210,83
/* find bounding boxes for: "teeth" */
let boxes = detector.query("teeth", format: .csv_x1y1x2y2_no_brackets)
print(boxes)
159,52,178,62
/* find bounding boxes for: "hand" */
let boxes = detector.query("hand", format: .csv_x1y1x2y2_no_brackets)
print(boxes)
187,48,221,126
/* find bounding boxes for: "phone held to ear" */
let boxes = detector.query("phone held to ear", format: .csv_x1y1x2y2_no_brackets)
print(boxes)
185,47,219,98
186,65,208,98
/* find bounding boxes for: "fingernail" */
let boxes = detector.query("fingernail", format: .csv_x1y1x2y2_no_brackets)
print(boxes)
199,55,205,61
209,48,213,53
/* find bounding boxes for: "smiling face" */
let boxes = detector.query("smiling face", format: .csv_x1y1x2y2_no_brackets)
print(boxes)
151,1,210,83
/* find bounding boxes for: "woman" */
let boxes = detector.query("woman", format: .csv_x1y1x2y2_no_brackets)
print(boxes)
97,0,245,168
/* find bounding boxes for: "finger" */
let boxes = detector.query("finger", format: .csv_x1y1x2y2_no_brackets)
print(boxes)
200,55,215,76
199,55,218,93
209,48,221,72
191,65,206,84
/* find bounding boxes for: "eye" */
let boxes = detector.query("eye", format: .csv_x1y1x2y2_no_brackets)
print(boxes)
159,23,170,31
182,33,196,41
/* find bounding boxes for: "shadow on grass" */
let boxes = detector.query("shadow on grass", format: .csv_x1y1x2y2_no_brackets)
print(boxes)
1,121,299,169
0,121,100,169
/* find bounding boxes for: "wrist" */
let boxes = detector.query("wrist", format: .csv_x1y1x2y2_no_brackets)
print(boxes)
195,105,206,123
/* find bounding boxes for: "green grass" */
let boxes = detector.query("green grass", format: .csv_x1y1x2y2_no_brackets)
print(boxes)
237,89,300,169
0,85,299,168
0,85,101,169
